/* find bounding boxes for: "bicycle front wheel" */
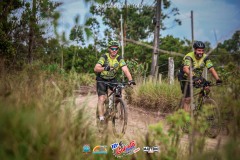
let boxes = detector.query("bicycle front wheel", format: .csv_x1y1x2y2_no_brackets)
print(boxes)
202,98,221,138
112,98,128,138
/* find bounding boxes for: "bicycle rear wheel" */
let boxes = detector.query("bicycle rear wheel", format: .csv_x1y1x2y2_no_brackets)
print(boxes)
202,98,221,138
112,98,128,138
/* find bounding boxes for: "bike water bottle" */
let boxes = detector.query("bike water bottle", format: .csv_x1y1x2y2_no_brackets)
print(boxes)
109,94,113,108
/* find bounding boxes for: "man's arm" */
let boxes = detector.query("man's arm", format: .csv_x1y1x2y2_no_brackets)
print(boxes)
209,67,220,80
121,66,133,81
183,66,190,77
94,64,105,73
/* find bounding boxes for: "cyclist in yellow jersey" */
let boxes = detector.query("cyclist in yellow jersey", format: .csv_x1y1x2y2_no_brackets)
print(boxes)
178,41,222,112
94,40,135,122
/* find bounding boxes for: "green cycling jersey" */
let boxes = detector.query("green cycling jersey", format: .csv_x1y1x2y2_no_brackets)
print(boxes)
181,51,213,78
97,53,126,79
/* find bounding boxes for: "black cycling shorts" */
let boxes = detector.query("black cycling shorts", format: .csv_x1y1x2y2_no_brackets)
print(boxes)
96,77,117,96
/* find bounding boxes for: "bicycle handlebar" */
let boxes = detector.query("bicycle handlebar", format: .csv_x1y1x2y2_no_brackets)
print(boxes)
97,81,130,88
181,79,222,88
193,80,222,88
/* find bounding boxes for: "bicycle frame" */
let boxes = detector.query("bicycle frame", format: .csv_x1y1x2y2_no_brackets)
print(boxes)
96,81,129,138
106,82,127,105
193,81,213,111
98,81,128,117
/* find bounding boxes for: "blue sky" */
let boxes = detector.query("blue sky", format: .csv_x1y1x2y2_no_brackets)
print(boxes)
57,0,240,47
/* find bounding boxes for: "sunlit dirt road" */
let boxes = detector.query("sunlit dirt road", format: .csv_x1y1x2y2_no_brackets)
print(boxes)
75,89,228,151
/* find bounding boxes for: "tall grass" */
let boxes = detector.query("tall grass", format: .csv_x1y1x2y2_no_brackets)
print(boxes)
129,79,182,112
127,75,240,160
0,63,97,159
1,62,239,160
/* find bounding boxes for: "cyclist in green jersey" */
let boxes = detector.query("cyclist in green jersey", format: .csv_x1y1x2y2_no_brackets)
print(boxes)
178,41,222,112
94,40,136,122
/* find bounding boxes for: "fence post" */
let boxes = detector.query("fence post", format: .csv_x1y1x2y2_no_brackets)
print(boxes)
155,66,159,84
168,57,174,85
159,74,162,84
148,75,153,83
203,67,208,80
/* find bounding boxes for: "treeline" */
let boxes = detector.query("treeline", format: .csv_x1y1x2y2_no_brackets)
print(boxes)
0,0,239,76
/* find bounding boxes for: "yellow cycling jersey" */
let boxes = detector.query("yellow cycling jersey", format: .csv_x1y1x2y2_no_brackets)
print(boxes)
97,53,126,79
182,51,213,78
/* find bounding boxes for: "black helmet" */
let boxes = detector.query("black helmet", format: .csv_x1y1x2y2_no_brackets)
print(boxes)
193,41,205,49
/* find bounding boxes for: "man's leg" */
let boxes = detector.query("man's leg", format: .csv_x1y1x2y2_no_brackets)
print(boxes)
96,79,107,121
98,95,106,120
183,97,191,112
182,80,191,112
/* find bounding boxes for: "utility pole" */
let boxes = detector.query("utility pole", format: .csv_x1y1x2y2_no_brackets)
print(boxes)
28,0,37,64
123,0,128,46
214,29,218,53
120,14,125,81
191,10,194,45
150,0,162,76
120,14,124,58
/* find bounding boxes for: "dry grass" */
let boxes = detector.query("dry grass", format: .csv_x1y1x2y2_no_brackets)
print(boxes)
130,79,182,112
0,64,97,159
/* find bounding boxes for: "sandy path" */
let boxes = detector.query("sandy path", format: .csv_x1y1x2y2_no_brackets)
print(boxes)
75,93,228,150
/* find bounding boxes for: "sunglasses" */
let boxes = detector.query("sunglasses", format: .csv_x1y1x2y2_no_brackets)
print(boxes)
110,47,119,51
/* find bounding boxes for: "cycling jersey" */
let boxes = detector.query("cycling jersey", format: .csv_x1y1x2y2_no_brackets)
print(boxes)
178,51,214,98
97,53,126,79
180,51,213,78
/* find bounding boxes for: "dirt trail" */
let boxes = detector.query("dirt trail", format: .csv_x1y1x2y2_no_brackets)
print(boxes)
75,92,228,150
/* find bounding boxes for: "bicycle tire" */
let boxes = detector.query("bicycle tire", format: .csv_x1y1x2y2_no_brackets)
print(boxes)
112,98,128,138
202,98,221,138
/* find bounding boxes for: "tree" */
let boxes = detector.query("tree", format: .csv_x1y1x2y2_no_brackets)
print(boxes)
158,35,191,75
0,0,62,71
0,0,23,72
218,30,240,65
86,0,180,41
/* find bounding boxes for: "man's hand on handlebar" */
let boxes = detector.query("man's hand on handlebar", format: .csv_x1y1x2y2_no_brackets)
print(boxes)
128,80,136,86
192,76,203,85
104,65,111,71
216,79,222,85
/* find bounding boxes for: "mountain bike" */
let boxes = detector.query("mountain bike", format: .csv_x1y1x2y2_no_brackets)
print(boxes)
96,82,130,138
179,80,221,138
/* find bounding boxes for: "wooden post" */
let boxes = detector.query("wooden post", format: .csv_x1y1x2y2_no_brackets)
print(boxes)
189,60,194,158
158,74,162,84
203,67,208,80
155,66,159,84
168,57,174,85
191,10,194,45
150,0,162,76
148,75,153,83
